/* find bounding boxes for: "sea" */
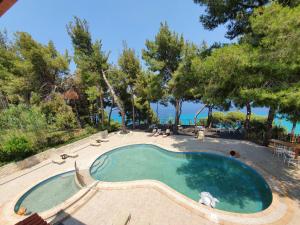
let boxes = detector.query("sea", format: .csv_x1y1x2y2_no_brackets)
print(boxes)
109,102,300,135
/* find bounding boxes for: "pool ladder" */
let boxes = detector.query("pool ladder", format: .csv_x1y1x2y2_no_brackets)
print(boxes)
90,155,109,174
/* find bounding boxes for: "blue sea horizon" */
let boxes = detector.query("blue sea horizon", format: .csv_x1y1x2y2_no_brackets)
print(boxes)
108,102,299,135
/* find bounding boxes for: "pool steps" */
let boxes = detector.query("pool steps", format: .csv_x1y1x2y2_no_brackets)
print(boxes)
90,155,109,175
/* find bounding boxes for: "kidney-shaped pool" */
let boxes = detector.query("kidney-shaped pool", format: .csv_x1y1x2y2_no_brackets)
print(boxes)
90,144,272,213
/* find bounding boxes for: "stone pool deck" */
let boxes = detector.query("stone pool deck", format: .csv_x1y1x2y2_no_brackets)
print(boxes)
0,131,299,225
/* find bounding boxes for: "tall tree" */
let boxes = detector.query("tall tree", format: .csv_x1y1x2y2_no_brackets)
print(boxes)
142,22,185,133
67,17,108,127
169,42,199,126
10,32,69,103
277,85,300,141
118,43,141,129
246,3,300,145
193,0,299,39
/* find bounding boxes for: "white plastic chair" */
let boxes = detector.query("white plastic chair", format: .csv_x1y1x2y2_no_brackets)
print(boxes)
273,145,287,158
283,148,300,168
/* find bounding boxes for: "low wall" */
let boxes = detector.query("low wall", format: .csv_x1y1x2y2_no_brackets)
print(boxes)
0,130,109,179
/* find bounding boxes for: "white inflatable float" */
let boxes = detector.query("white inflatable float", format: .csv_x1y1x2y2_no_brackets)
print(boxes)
199,192,219,208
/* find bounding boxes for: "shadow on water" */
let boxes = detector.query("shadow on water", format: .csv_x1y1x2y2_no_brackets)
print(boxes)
176,153,270,210
169,134,300,205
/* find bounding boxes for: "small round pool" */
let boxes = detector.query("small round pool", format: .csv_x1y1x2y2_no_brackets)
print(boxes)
90,144,272,213
15,171,80,214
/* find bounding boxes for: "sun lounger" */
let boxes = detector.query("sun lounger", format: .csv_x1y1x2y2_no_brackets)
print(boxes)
163,129,171,137
90,141,101,146
60,153,79,159
96,138,109,143
52,156,65,165
154,129,162,137
149,128,157,136
197,130,205,142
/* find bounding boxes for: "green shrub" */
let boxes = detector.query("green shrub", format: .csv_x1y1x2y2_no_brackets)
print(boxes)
211,112,226,126
84,125,97,134
108,121,121,132
0,134,33,161
226,111,245,127
46,131,75,146
40,93,78,130
0,104,48,131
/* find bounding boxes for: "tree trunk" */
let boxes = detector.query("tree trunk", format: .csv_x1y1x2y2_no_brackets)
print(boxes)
207,105,213,128
244,102,251,131
101,70,127,133
156,102,159,124
174,99,182,134
263,106,275,146
73,100,82,128
194,104,206,126
131,87,135,129
108,98,114,127
291,120,297,142
99,88,105,127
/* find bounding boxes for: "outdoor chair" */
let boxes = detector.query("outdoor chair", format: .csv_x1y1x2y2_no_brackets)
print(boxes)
150,128,157,136
154,129,162,137
273,145,287,158
52,155,65,164
163,129,171,137
197,130,205,142
283,148,300,168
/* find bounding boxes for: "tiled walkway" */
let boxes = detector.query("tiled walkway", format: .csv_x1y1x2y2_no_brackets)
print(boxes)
0,131,299,225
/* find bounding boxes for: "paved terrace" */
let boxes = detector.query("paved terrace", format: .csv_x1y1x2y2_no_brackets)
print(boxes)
0,131,299,225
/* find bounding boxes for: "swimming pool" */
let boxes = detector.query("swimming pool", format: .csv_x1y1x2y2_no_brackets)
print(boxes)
90,144,272,213
14,171,80,214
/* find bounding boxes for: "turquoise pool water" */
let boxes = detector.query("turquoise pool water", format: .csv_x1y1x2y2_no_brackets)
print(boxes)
14,171,80,214
90,144,272,213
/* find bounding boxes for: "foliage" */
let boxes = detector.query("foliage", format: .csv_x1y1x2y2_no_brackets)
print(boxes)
193,0,299,39
0,104,48,132
1,3,300,163
0,134,34,161
142,22,186,132
40,93,77,130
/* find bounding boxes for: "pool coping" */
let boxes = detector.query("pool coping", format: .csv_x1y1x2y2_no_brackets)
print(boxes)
1,140,296,225
87,142,296,225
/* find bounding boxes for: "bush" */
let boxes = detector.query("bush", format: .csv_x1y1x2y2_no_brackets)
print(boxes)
40,93,78,130
226,111,245,127
108,121,121,132
211,112,226,127
0,134,33,161
0,104,48,131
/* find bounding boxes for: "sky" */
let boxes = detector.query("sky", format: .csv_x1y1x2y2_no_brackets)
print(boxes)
0,0,232,71
1,1,297,131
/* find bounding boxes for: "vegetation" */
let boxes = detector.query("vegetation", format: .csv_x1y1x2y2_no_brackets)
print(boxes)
0,2,299,164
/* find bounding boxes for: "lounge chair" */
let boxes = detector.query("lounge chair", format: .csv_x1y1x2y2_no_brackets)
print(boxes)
96,138,109,143
60,153,79,159
149,128,157,136
163,129,171,137
52,156,65,165
197,130,205,142
90,141,101,146
154,129,162,137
